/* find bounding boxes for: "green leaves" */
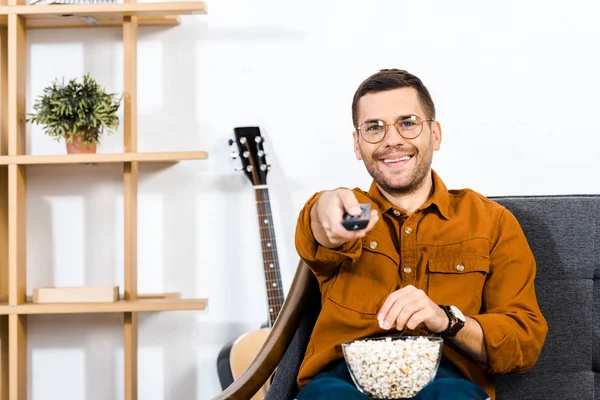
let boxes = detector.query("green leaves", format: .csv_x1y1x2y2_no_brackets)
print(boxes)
26,73,122,146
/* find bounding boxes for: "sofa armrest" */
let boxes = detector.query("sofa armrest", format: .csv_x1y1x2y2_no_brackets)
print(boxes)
212,261,315,400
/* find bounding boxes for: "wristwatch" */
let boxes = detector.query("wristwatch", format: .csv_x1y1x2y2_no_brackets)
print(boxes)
431,305,466,338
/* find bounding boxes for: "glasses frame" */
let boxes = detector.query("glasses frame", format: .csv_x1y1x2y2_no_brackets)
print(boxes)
357,114,434,144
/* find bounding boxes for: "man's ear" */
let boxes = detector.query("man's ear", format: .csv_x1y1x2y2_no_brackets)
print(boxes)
432,121,442,151
353,131,363,160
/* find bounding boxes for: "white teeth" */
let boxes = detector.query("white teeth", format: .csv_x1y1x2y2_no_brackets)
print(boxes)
383,156,411,163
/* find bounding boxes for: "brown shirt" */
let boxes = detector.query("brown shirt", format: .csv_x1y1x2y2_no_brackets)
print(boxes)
294,170,548,400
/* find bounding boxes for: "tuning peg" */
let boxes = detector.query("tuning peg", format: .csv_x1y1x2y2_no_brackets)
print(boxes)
257,150,265,157
240,137,247,144
246,165,253,172
255,136,263,143
234,167,244,171
230,151,239,159
260,164,268,171
228,139,235,146
243,151,249,158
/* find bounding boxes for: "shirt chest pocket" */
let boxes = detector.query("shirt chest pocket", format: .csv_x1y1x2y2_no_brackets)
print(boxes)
427,253,490,315
327,232,399,315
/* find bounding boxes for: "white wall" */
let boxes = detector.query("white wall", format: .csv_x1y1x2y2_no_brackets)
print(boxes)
24,0,600,399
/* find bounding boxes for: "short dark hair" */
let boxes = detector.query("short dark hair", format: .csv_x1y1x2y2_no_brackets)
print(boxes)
351,69,436,128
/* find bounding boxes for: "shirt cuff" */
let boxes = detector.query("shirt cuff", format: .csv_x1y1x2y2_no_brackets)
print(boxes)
470,313,524,374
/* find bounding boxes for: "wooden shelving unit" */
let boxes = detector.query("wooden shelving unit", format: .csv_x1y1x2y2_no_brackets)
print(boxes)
0,1,208,399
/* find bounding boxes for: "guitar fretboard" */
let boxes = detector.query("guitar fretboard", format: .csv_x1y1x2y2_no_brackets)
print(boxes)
254,186,284,327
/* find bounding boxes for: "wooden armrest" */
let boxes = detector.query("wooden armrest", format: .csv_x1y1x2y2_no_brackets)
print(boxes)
211,261,314,400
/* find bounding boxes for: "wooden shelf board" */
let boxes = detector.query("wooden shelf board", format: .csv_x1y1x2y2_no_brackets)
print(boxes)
0,150,208,165
0,298,207,315
24,15,181,29
0,1,206,28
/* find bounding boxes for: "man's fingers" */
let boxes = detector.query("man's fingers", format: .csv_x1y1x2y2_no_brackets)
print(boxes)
314,189,382,248
377,291,401,326
328,219,364,241
378,287,443,332
380,298,403,330
378,286,419,329
380,285,416,319
395,299,423,330
405,308,430,330
336,190,362,216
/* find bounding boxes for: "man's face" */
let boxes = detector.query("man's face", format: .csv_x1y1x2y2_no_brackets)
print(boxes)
353,88,442,196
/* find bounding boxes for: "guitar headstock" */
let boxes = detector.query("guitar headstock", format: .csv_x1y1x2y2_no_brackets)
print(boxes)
229,126,270,186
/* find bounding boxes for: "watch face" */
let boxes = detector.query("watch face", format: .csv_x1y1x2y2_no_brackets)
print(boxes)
450,305,466,322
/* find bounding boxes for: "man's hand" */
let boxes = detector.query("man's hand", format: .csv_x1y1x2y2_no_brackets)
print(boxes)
377,285,449,333
310,189,379,249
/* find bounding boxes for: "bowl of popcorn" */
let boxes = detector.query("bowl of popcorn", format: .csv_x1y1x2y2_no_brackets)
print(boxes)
341,335,443,399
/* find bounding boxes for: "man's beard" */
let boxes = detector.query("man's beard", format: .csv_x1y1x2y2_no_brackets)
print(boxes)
363,144,433,196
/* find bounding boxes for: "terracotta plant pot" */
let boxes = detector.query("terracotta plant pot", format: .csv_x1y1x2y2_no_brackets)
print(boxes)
66,135,97,154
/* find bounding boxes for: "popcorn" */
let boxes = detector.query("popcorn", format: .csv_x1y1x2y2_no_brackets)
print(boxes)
342,336,442,399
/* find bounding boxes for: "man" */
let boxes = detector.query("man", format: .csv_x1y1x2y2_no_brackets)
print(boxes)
294,69,547,399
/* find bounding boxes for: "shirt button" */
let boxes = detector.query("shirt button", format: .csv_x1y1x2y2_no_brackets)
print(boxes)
403,267,412,273
456,264,465,272
393,209,401,216
404,227,412,234
369,241,378,249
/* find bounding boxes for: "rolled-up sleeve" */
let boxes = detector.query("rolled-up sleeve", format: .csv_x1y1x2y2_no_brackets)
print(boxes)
471,208,548,374
295,191,362,276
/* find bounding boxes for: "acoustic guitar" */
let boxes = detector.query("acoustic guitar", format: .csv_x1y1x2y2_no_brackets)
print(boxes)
216,126,285,400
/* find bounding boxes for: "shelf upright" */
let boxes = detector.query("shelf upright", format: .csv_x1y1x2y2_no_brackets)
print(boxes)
6,0,27,398
0,0,9,397
123,5,139,399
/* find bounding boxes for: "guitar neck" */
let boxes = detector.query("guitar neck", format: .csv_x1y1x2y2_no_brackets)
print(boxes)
254,185,284,327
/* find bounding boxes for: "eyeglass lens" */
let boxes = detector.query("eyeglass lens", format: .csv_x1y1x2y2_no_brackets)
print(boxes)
359,115,424,143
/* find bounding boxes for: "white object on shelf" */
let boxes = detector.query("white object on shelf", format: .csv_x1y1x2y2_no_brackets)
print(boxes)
32,286,120,303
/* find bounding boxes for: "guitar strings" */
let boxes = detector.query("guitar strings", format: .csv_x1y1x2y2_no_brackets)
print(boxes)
256,186,283,327
261,189,279,324
259,187,275,325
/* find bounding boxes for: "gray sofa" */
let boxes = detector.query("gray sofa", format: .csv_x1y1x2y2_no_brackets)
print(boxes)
214,195,599,400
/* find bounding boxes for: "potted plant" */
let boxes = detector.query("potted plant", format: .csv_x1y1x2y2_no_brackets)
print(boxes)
27,73,122,154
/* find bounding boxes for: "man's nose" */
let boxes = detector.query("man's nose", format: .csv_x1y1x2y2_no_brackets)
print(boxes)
382,123,407,146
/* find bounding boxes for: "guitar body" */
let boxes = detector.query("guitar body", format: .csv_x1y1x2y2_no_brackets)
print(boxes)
217,127,285,397
230,328,273,399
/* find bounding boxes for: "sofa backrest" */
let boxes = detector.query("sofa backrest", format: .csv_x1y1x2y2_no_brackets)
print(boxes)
491,195,599,399
266,195,600,400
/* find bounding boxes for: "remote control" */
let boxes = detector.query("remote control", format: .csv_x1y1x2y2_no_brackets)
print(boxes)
342,203,371,231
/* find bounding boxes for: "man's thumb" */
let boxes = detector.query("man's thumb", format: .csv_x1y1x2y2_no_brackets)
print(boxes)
337,190,361,216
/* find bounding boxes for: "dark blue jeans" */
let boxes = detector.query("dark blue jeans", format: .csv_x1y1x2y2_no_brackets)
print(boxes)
296,357,490,399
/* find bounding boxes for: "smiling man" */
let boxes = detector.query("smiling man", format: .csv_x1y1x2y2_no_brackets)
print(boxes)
293,69,548,400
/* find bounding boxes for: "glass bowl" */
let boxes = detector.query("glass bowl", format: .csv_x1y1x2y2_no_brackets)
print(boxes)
341,335,443,399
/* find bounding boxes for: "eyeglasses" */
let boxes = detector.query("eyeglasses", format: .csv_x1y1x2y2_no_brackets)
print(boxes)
357,114,433,143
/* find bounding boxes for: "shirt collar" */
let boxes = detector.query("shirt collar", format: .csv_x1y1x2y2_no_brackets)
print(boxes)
366,169,451,220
